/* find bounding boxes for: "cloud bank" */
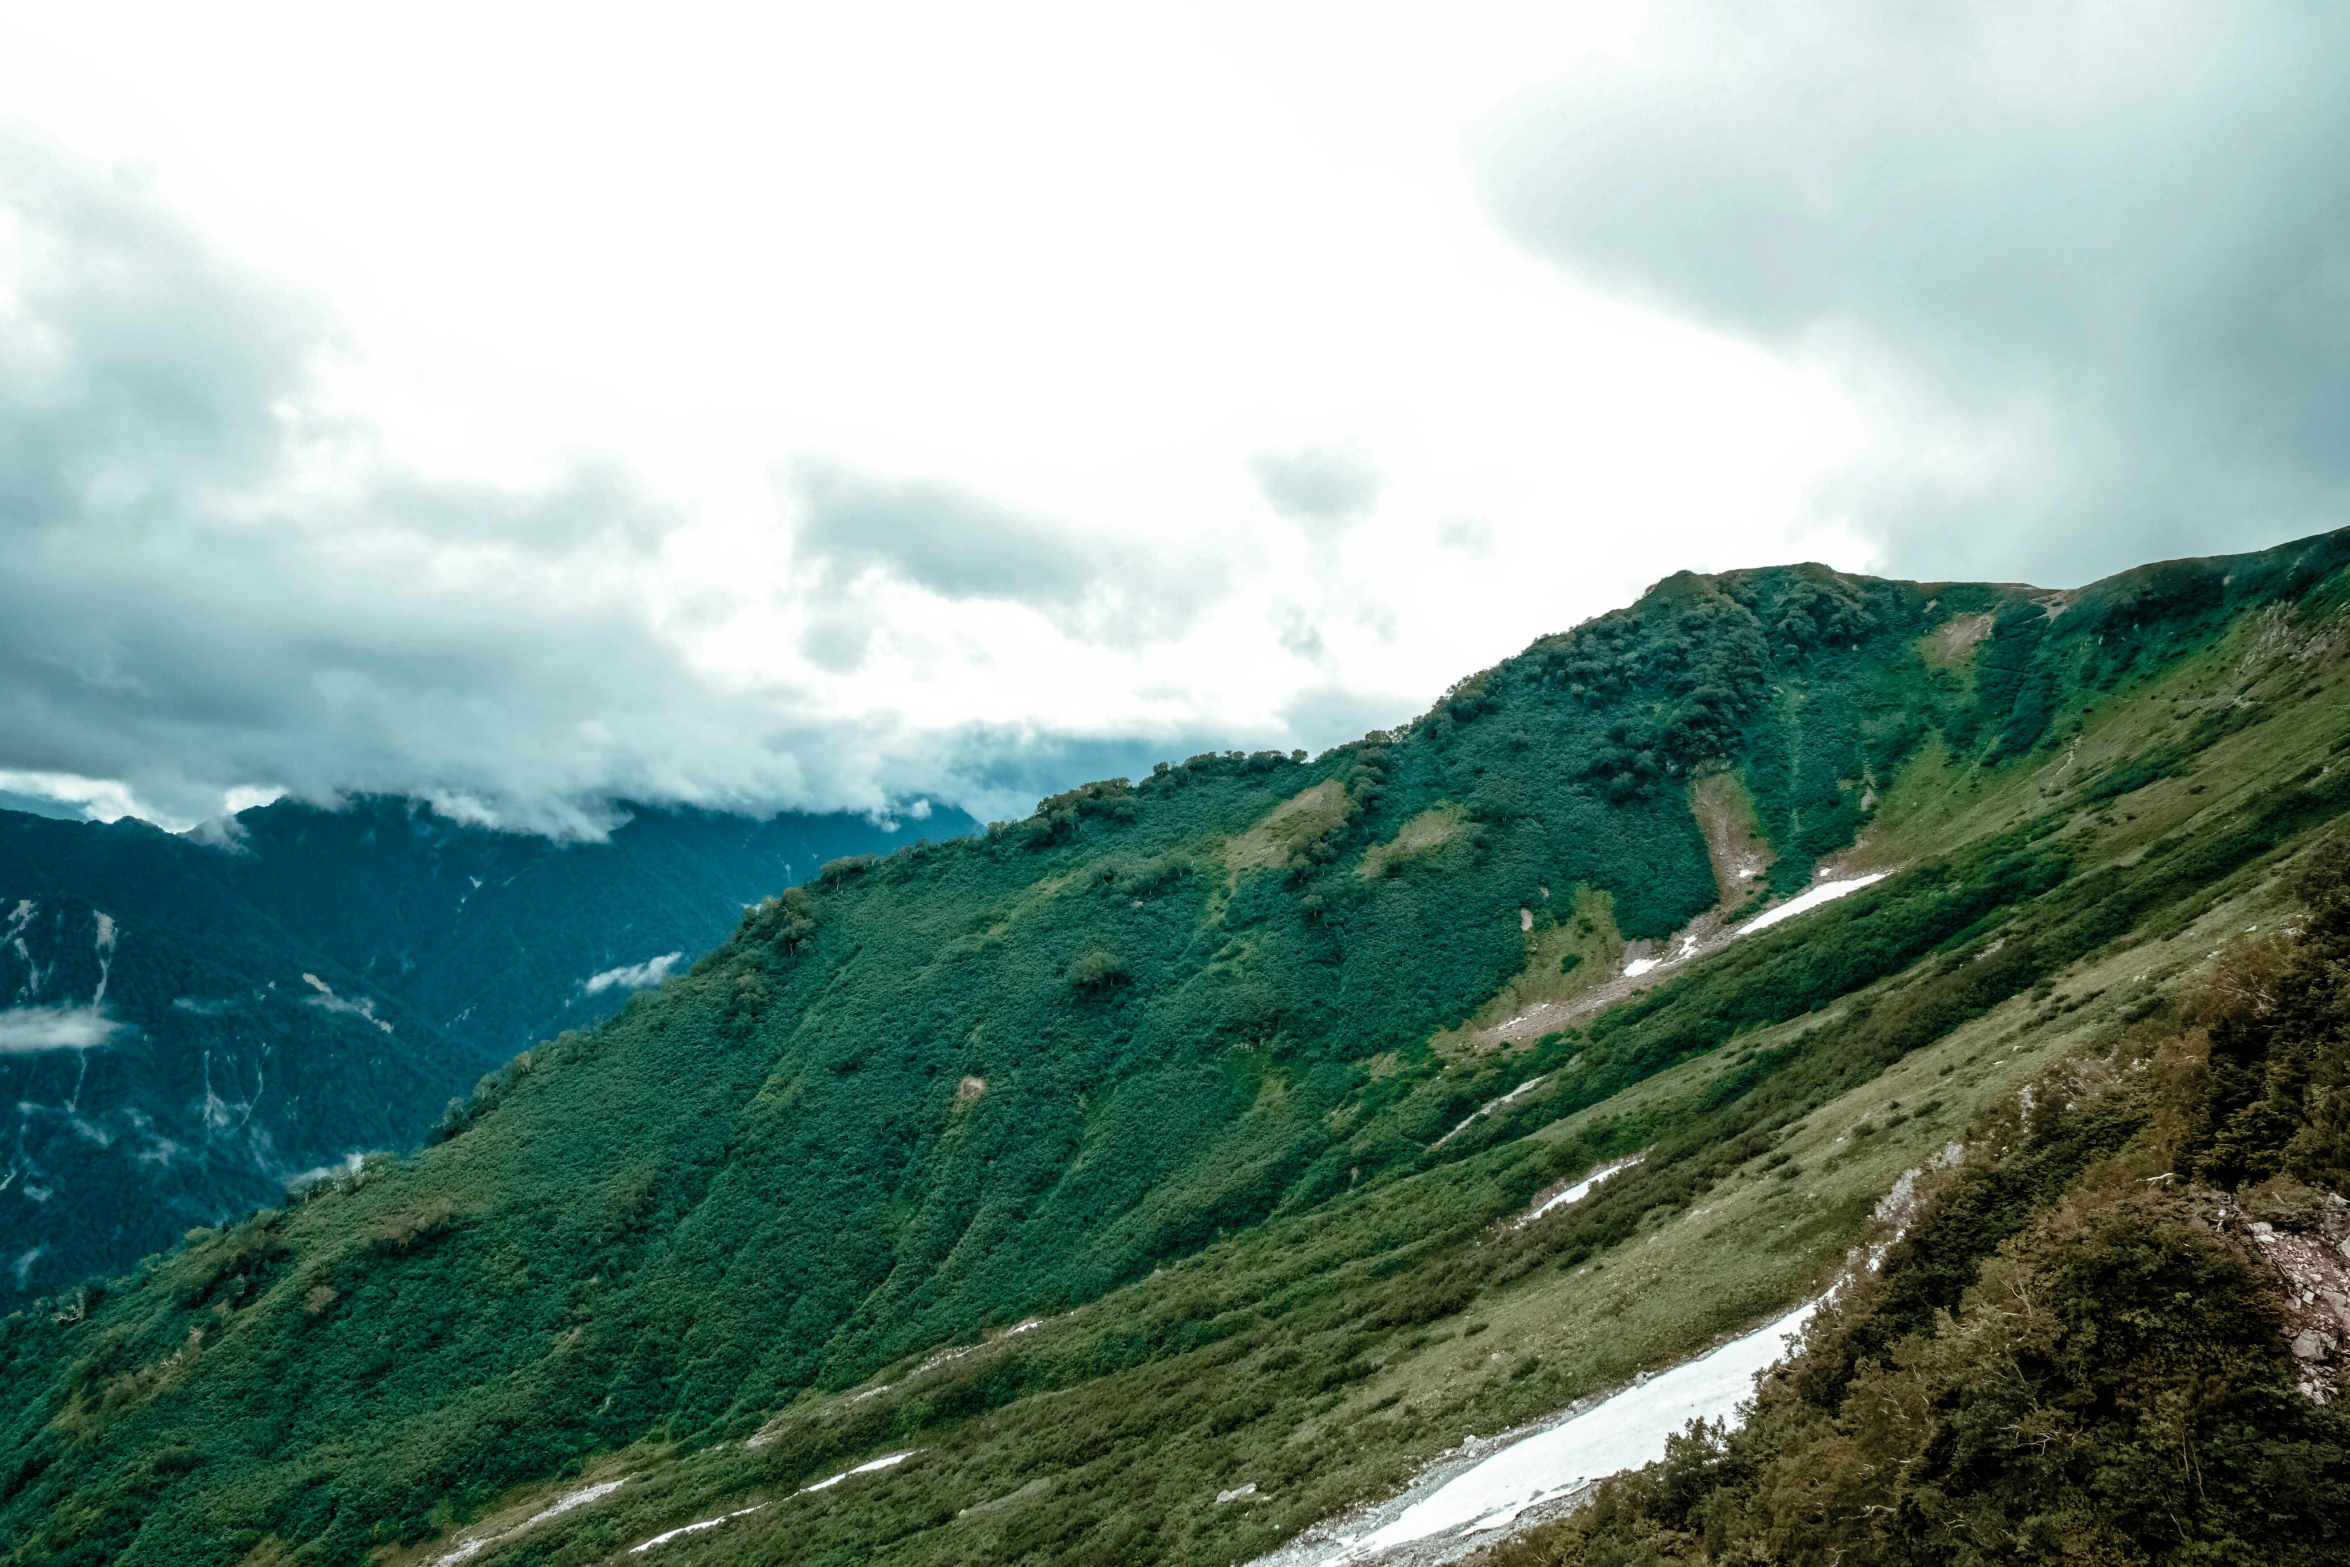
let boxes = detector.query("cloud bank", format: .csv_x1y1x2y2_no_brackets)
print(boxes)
7,7,2340,836
0,140,1395,834
0,147,1186,834
1492,1,2350,585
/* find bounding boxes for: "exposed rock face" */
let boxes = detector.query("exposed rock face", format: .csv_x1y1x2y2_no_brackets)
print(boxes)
2236,1197,2350,1402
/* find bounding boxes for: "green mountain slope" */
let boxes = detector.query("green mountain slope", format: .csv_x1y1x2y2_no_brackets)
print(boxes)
5,530,2349,1567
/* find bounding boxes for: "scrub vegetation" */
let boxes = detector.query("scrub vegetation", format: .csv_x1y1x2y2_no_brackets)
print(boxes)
1487,839,2350,1566
4,530,2350,1566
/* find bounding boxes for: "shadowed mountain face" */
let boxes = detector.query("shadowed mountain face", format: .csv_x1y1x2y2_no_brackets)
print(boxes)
5,531,2350,1567
0,798,976,1297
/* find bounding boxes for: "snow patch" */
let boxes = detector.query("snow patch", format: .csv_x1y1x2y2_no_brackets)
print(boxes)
1621,956,1660,978
1518,1156,1644,1227
432,1477,630,1565
90,912,115,1006
1306,1299,1819,1562
1433,1077,1547,1148
631,1504,768,1553
1734,873,1888,939
799,1449,916,1493
522,1478,628,1528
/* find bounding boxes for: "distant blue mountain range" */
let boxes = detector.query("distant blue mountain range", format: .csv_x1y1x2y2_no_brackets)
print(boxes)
0,795,975,1296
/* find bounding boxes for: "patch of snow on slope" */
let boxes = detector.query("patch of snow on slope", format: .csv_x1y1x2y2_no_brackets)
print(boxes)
1433,1078,1547,1147
91,911,115,1005
432,1478,630,1565
1621,956,1660,978
1321,1299,1819,1561
299,974,394,1033
799,1450,916,1493
631,1504,768,1553
1517,1156,1645,1227
522,1478,629,1528
1734,873,1888,939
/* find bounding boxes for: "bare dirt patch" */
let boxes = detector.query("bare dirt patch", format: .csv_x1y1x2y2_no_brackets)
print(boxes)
1689,772,1771,904
1227,780,1352,875
1357,804,1468,880
1921,612,1994,669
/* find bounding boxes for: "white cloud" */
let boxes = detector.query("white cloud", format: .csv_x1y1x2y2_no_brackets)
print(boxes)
0,771,153,824
0,1006,124,1053
298,974,391,1033
584,952,684,996
1252,448,1382,533
1491,0,2350,585
0,5,2314,827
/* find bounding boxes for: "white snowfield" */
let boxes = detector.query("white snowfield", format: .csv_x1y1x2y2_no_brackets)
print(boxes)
1352,1300,1816,1554
1254,1298,1819,1566
1734,873,1888,939
630,1503,765,1553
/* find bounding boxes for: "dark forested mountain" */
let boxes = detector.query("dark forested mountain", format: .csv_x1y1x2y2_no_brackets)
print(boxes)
0,798,975,1298
6,532,2350,1567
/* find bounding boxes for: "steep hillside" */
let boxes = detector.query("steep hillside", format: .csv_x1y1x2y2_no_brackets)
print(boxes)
1482,842,2350,1567
3,530,2347,1567
0,799,973,1297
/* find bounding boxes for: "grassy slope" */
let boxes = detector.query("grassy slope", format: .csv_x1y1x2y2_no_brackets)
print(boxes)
4,532,2349,1566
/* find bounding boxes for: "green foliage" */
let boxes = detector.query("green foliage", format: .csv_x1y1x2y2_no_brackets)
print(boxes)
2183,841,2350,1189
1494,836,2350,1567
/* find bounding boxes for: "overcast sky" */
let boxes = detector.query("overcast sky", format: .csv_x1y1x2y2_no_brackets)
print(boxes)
0,2,2343,833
